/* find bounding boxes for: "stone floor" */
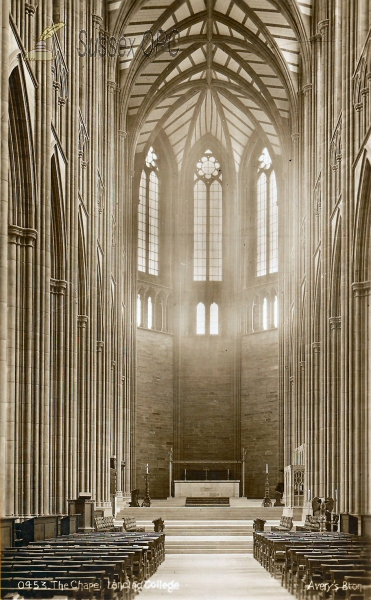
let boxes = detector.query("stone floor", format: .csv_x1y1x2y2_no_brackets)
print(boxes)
138,554,293,599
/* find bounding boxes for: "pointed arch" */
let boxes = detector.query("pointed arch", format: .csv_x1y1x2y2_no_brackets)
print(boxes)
8,64,36,229
353,156,371,283
78,208,87,316
51,153,66,281
331,215,342,318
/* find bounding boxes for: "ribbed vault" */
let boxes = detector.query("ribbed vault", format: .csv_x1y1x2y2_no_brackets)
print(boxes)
110,0,311,170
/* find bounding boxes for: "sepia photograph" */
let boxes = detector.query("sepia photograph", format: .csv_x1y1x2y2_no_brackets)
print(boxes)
0,0,370,598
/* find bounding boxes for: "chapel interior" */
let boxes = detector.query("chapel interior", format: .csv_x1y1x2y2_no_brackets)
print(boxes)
0,0,370,598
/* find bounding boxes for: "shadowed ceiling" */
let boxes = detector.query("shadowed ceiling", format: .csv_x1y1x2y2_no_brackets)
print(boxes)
108,0,312,169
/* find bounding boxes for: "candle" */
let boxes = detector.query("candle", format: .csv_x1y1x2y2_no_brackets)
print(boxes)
146,464,149,474
308,489,311,502
266,464,268,473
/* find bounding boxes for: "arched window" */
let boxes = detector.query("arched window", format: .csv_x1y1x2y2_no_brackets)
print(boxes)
262,297,268,330
210,303,218,335
274,295,278,328
148,296,153,329
194,150,222,281
252,297,259,332
138,147,159,275
196,302,205,334
256,148,278,276
137,294,141,327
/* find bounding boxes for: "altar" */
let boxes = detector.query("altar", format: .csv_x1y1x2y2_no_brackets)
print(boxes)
168,451,247,498
174,480,240,498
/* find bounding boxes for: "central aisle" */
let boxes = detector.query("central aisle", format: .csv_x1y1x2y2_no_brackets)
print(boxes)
139,554,293,599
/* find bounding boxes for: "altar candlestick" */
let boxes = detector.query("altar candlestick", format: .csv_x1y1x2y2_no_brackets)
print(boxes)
146,464,149,474
266,463,268,473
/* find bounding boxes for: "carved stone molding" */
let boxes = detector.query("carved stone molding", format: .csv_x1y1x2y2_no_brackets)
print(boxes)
78,110,89,159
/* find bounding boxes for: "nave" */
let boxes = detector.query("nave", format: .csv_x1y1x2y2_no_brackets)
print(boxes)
139,554,293,599
1,1,371,599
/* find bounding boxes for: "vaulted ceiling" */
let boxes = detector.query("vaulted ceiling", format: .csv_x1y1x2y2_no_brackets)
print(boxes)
108,0,312,170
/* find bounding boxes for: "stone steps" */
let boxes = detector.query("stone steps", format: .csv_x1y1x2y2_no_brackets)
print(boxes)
116,505,285,555
165,536,254,554
117,506,283,520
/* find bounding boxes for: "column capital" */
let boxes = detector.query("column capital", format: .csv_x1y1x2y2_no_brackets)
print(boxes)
312,341,321,352
291,132,300,144
119,130,127,139
352,280,371,296
50,279,68,295
78,314,89,328
329,316,341,329
25,3,36,16
97,340,104,351
302,83,312,96
8,225,37,246
318,19,329,36
107,80,118,94
92,14,103,30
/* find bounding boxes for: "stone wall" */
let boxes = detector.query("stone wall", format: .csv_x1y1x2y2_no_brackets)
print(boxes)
241,329,279,498
136,328,174,498
180,337,237,470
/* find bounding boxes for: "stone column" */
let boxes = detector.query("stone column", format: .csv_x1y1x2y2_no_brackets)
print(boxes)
50,280,67,513
302,82,313,501
339,0,356,516
95,340,105,507
351,281,370,516
0,0,9,497
312,342,321,496
64,0,81,508
77,314,89,493
291,132,300,459
318,17,330,499
329,316,341,500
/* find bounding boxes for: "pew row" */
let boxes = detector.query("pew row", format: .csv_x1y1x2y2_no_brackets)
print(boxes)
253,530,371,600
1,530,165,600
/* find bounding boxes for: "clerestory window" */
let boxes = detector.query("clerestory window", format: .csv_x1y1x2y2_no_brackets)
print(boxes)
194,150,222,281
256,148,278,277
138,147,159,275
